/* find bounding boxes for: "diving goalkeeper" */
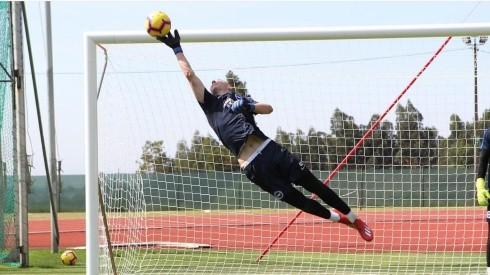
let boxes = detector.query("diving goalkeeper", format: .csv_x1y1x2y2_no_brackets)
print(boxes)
158,29,373,242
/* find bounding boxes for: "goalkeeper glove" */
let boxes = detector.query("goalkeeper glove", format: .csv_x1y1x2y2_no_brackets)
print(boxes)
231,99,255,114
476,178,490,206
157,29,182,54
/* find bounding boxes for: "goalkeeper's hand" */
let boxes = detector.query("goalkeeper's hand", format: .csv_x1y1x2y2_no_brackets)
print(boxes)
476,178,490,206
231,99,255,114
157,29,182,54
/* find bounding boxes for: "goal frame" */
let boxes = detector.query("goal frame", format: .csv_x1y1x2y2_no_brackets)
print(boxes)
84,22,490,274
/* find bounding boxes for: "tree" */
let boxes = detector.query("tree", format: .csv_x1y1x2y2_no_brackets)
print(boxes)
274,127,293,152
362,114,396,167
449,114,465,141
274,127,330,171
187,131,238,172
137,140,173,173
441,114,474,166
226,70,248,96
394,100,438,167
305,128,329,171
330,108,362,168
174,139,191,172
140,64,490,173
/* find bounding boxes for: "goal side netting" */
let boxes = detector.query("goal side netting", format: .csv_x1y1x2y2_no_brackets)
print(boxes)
85,24,490,274
0,1,19,266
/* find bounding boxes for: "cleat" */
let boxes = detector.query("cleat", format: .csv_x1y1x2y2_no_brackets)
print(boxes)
331,209,355,229
353,218,374,242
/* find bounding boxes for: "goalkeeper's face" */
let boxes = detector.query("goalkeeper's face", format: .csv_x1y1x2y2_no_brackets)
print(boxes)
210,79,230,96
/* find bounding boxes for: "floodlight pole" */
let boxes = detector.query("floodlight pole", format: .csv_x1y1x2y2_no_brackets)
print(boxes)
463,36,486,175
473,37,479,177
472,37,480,163
473,39,478,125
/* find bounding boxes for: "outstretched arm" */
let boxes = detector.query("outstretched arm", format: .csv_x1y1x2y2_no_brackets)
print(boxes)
158,30,205,103
175,52,205,103
254,102,273,115
230,100,273,115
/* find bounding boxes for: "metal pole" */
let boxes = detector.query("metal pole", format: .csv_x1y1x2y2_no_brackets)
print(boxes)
45,1,59,253
474,40,478,124
12,2,29,267
85,33,99,275
474,39,479,175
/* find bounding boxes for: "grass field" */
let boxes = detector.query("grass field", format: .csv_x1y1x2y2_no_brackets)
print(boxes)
0,249,484,274
116,250,484,274
0,249,85,274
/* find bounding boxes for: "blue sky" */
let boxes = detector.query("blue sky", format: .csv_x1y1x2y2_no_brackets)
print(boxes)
20,1,490,175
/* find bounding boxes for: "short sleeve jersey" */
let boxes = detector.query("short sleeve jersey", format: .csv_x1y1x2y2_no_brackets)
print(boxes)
198,89,268,157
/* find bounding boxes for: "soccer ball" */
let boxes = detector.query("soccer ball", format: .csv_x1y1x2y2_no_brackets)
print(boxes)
60,250,78,265
145,11,171,37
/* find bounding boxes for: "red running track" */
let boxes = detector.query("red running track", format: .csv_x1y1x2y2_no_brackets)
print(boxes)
29,208,487,253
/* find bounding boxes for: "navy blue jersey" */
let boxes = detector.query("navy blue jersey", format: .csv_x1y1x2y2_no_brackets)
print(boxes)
478,128,490,179
198,89,269,157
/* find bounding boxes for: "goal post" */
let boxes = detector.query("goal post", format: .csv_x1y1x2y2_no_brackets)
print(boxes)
85,23,490,274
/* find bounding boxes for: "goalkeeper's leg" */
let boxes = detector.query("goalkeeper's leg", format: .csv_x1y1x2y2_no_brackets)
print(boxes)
293,171,374,242
279,188,373,242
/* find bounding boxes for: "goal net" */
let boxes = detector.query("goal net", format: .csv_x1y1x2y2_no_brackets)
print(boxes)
86,25,490,274
0,1,19,266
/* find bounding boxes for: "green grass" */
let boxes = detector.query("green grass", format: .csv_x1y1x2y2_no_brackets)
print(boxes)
0,249,85,274
125,250,484,274
1,248,483,274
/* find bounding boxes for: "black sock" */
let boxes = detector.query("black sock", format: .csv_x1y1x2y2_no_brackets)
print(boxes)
294,171,351,214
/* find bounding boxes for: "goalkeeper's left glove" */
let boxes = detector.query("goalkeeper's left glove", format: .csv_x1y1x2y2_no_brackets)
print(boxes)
231,99,255,114
476,178,490,206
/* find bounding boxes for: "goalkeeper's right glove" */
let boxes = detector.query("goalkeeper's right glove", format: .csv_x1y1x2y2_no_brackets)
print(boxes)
157,29,182,54
476,178,490,206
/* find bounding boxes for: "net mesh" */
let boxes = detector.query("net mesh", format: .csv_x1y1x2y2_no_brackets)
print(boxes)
96,35,489,274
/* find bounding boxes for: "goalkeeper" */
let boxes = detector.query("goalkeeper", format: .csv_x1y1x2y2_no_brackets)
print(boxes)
476,128,490,206
476,128,490,270
158,30,373,242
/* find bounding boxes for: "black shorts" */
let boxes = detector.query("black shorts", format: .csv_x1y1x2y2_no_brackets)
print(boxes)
242,140,307,199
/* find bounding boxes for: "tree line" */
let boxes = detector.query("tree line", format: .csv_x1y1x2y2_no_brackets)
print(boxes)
138,71,490,173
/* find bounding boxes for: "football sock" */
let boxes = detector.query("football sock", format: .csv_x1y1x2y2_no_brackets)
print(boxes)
329,210,340,222
346,211,358,223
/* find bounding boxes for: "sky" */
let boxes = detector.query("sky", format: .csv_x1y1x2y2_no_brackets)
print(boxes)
17,1,490,175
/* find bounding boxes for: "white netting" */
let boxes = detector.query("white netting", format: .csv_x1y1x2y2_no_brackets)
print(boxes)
94,34,489,274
